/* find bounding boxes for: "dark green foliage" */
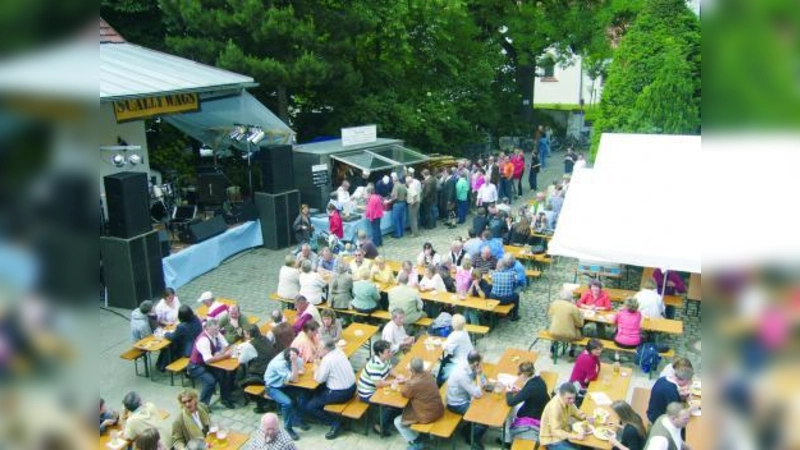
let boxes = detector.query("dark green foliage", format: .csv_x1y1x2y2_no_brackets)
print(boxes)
590,0,700,159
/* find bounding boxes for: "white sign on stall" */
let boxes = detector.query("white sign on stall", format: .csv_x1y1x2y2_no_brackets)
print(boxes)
341,125,377,147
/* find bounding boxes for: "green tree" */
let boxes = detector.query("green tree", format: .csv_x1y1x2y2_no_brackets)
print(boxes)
591,0,700,158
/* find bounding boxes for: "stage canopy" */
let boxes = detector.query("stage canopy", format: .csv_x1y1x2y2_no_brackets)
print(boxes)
548,133,702,274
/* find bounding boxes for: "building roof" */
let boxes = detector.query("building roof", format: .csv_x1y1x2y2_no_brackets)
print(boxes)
100,18,126,44
100,43,257,101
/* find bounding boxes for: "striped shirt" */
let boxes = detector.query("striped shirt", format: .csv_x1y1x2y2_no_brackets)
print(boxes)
357,355,392,400
473,255,498,275
314,348,356,390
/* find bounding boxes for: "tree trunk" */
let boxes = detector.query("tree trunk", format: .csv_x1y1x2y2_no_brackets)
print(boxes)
517,64,534,130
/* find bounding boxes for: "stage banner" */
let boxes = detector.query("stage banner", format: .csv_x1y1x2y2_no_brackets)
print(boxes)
114,93,200,122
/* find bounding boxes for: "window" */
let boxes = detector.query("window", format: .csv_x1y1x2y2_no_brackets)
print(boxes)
540,56,556,81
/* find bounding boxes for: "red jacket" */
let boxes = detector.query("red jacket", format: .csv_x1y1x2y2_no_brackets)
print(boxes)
329,210,343,239
511,154,525,179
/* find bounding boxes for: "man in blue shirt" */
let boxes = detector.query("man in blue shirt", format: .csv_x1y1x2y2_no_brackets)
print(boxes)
503,254,527,291
490,260,520,321
264,348,310,441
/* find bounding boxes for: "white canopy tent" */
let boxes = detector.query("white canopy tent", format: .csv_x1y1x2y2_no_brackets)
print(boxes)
548,133,702,274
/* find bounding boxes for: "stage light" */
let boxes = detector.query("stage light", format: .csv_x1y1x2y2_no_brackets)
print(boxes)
128,154,142,165
112,153,126,167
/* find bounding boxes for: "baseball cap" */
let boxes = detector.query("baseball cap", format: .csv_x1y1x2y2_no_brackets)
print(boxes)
197,291,214,302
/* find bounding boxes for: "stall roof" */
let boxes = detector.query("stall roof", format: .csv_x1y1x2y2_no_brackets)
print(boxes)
294,138,429,172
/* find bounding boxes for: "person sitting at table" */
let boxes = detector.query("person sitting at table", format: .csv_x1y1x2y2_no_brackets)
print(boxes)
416,242,441,267
464,268,492,325
446,350,488,450
382,308,415,353
170,389,210,450
351,266,380,314
100,398,119,434
635,279,665,319
659,357,693,380
327,262,353,310
319,309,343,343
158,305,202,372
131,300,157,342
298,260,326,306
388,272,427,325
539,382,592,450
295,244,318,269
304,338,357,440
473,246,498,276
578,280,612,311
238,324,280,412
449,240,467,267
608,400,647,450
647,365,694,424
437,256,457,293
291,320,321,363
348,248,373,275
196,291,229,321
652,269,686,319
644,403,691,450
187,318,236,409
455,257,473,296
292,204,314,247
263,348,310,441
327,203,344,240
397,260,420,288
247,412,299,450
155,288,181,327
419,265,447,294
503,253,527,292
438,314,474,384
291,295,322,334
508,213,531,246
267,309,296,351
120,391,169,444
569,338,602,391
370,256,394,285
133,427,163,450
316,247,338,273
548,289,584,358
219,304,245,343
490,260,521,322
395,357,446,450
357,340,404,437
614,298,643,349
277,255,301,300
357,229,380,258
500,361,550,447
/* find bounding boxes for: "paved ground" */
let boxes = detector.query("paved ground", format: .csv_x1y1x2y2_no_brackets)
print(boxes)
98,151,701,449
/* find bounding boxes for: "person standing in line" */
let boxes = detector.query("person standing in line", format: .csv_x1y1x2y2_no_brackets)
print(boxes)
455,169,470,224
405,174,421,237
564,147,577,175
538,129,550,170
390,174,408,238
364,184,384,247
511,148,526,197
292,204,314,247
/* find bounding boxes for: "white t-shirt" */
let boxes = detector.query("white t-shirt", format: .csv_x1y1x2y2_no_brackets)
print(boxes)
477,183,498,204
277,266,301,299
635,288,665,318
382,320,409,353
155,297,181,324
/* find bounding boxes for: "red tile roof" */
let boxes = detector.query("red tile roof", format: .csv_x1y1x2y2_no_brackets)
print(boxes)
100,18,126,44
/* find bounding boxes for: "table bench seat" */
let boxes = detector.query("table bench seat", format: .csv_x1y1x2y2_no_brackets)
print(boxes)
165,357,193,387
511,439,537,450
323,394,370,435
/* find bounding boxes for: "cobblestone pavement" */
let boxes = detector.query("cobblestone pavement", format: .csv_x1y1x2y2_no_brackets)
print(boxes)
98,152,701,449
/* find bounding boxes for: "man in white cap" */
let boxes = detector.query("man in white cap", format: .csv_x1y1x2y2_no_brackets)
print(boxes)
197,291,229,321
376,174,393,198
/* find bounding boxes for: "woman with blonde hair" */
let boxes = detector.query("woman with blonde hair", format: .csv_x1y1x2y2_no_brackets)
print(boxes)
277,253,301,299
438,314,474,384
613,298,643,349
171,389,210,450
370,256,394,285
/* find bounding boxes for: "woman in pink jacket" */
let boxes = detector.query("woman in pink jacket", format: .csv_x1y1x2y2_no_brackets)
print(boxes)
614,298,643,349
364,184,385,247
510,148,525,197
578,280,612,311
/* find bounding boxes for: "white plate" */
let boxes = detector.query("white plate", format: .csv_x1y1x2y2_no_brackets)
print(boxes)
337,339,347,347
691,409,702,417
593,427,615,441
106,440,127,450
571,422,594,434
354,330,364,337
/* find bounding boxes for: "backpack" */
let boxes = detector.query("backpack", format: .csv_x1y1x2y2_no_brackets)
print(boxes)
635,342,662,374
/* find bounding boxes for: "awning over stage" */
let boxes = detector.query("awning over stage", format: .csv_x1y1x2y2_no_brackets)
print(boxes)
164,91,295,149
548,133,702,274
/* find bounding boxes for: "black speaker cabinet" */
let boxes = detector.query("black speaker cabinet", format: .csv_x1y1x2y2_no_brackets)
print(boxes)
104,171,151,238
180,215,227,244
197,173,227,205
101,230,165,309
255,145,294,194
158,229,171,257
255,190,300,249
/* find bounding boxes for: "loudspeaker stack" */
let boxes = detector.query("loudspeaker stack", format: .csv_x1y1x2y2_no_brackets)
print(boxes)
104,172,151,238
255,190,301,250
101,230,165,309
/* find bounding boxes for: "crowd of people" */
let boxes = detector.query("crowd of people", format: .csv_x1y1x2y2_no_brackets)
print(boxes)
115,145,697,450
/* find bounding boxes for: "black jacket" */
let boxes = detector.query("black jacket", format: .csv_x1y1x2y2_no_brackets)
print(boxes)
506,376,549,420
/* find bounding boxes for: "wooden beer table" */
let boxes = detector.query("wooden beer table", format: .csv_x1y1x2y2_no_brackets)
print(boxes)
570,363,633,449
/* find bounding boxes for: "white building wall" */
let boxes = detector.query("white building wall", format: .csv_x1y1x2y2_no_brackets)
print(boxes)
533,54,603,107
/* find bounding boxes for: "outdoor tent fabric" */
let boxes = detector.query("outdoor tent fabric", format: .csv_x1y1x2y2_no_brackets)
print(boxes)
164,91,294,151
547,133,701,274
